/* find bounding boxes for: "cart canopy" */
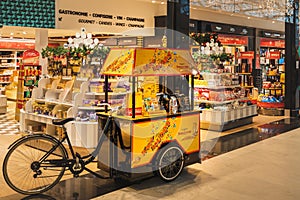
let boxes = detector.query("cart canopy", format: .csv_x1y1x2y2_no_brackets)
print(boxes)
101,48,197,76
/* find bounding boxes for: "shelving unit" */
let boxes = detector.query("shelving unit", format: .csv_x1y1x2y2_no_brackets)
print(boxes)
194,72,257,131
258,47,285,116
0,50,22,95
20,76,128,148
235,51,255,96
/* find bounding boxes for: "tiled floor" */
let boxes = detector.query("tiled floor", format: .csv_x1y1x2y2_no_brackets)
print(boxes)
92,128,300,200
0,103,19,135
1,102,300,199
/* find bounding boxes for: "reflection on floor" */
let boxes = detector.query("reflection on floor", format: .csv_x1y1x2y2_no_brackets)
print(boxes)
2,117,300,200
201,117,300,160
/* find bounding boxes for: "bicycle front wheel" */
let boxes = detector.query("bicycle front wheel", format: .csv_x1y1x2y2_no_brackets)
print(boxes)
3,135,68,195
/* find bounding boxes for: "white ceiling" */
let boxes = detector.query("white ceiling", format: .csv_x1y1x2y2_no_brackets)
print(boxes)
191,0,286,21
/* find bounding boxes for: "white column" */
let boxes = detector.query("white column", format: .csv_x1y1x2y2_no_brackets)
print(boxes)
35,29,48,75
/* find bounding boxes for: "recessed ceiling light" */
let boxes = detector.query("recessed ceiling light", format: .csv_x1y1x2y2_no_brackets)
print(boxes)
247,17,251,19
161,1,165,4
23,31,27,34
151,0,156,3
10,33,14,36
272,21,275,23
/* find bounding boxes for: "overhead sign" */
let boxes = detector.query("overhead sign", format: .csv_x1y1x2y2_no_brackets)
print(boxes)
218,34,248,45
55,0,156,34
237,51,255,59
266,51,281,59
260,38,285,48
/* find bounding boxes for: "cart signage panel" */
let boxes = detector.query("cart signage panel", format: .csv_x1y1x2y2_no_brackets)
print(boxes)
131,114,200,168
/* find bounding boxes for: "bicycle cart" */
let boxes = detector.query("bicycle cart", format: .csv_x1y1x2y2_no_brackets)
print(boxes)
2,48,201,195
96,48,201,182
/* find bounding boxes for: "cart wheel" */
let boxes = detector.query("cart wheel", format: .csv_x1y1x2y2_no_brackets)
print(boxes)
155,144,184,182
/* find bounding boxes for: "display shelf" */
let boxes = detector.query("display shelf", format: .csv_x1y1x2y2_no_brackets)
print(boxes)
20,75,125,147
0,73,12,76
200,104,258,131
34,98,74,107
0,51,22,70
257,107,284,116
77,106,105,110
194,71,257,131
195,98,248,105
0,66,15,68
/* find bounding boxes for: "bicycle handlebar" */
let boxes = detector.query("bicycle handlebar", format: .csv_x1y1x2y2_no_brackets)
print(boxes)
97,103,122,116
97,103,112,110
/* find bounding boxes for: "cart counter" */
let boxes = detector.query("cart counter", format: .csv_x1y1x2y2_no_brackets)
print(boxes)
97,110,201,170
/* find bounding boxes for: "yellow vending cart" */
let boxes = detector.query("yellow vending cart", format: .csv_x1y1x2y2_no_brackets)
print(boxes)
97,48,201,182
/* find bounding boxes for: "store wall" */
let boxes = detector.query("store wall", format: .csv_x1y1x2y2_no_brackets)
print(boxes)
55,0,160,35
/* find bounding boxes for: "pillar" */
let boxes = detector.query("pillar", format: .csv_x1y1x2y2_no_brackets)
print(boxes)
285,0,300,117
35,29,48,75
166,0,190,95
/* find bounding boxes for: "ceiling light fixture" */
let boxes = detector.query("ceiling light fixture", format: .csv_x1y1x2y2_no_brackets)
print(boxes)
229,27,236,33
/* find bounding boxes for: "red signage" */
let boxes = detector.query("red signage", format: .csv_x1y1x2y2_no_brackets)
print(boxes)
0,41,59,50
237,51,254,59
266,51,281,59
23,49,39,65
218,34,248,45
0,41,35,49
260,38,285,48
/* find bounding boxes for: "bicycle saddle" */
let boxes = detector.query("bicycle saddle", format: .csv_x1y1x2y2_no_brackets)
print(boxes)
52,118,75,125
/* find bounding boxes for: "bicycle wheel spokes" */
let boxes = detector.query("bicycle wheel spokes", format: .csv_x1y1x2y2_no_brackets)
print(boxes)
3,135,68,195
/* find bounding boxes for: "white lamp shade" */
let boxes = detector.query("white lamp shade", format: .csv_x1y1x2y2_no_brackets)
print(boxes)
75,32,80,38
94,38,99,45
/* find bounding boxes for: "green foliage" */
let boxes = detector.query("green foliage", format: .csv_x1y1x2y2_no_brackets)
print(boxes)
42,44,110,60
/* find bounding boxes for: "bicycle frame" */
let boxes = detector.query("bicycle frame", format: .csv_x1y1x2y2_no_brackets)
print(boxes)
36,115,114,178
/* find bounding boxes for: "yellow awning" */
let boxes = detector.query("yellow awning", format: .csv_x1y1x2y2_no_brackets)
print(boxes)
101,48,197,76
